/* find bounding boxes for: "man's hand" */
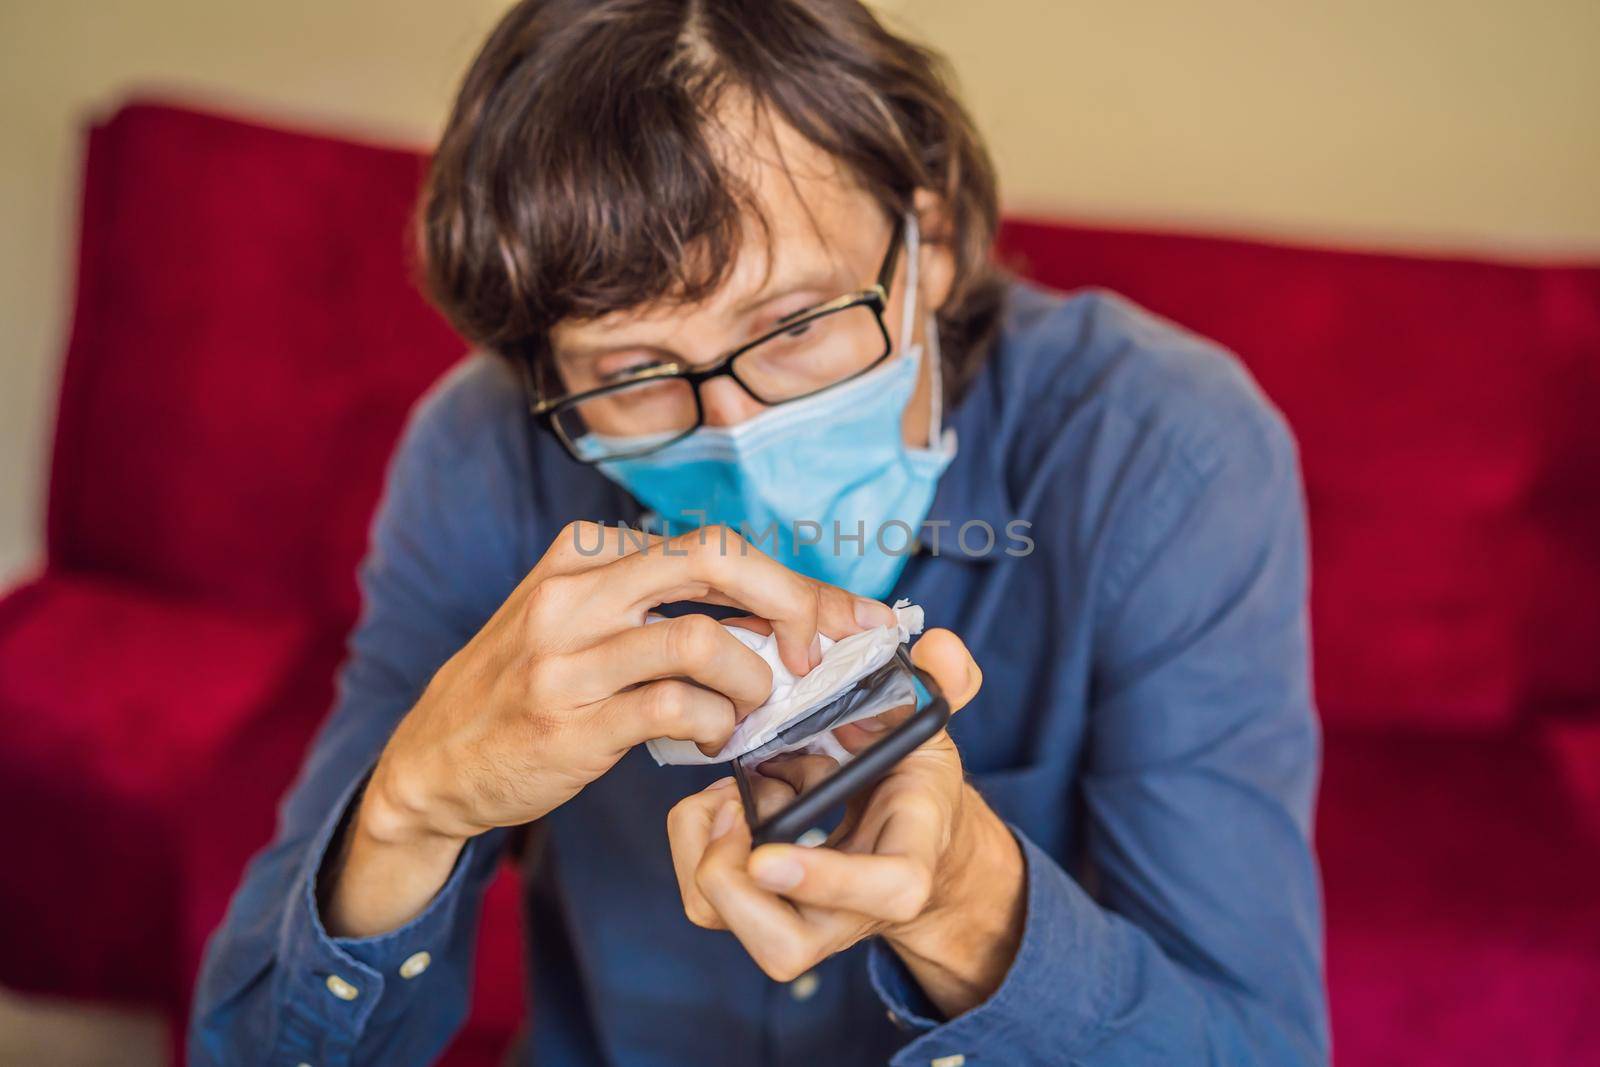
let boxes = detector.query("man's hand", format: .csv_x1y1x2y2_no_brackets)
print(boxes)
665,630,1026,1019
323,522,895,937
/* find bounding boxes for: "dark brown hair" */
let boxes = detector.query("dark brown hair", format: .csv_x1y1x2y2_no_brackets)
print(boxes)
420,0,1006,400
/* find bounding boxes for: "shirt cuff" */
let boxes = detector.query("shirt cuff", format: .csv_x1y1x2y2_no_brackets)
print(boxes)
272,769,499,1056
869,825,1126,1065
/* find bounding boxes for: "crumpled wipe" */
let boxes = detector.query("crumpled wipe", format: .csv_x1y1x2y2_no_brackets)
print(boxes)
646,599,925,766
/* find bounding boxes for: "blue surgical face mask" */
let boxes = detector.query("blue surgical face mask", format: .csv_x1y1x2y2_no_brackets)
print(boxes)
577,214,956,599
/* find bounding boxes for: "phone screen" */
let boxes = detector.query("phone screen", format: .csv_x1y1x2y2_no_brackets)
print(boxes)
732,650,946,844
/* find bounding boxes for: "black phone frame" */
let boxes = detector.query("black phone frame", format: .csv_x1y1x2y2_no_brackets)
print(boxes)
733,646,950,846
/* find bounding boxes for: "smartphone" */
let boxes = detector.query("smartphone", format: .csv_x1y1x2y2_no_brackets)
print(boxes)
732,647,949,846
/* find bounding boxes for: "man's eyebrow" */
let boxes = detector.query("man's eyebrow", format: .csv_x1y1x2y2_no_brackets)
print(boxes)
732,252,857,319
552,338,675,364
556,277,853,363
552,256,861,365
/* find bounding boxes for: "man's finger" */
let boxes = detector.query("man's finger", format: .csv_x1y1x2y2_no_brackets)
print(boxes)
590,526,894,675
597,679,739,755
746,753,839,800
666,778,739,930
909,627,982,713
744,769,801,824
694,797,823,982
747,773,948,919
559,614,775,715
745,844,938,925
532,521,664,578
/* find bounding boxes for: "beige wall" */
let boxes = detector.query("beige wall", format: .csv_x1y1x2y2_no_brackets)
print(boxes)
2,0,1597,584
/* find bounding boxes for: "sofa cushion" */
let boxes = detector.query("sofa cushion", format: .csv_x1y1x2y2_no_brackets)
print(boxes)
1319,729,1600,1065
997,220,1600,730
0,571,320,1000
1538,717,1600,839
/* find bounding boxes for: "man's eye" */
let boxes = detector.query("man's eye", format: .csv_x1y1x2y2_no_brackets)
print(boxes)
599,359,671,384
782,321,815,339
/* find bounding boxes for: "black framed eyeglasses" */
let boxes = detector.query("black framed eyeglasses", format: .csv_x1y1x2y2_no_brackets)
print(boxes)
519,216,906,463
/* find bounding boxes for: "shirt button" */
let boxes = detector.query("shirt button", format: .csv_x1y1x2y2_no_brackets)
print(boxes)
930,1056,966,1067
398,951,432,979
324,974,360,1001
789,971,820,1002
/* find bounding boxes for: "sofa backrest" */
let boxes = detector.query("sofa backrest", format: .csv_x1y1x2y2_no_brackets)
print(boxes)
48,103,465,625
996,219,1600,729
48,102,1600,729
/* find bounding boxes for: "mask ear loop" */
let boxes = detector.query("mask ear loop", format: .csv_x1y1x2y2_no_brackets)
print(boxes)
899,212,947,452
925,305,946,451
899,210,921,349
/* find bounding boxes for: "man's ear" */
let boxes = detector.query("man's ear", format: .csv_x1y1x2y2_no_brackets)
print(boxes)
912,188,957,314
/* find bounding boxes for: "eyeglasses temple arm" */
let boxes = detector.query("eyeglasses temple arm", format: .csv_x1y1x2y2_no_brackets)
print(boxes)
876,213,906,294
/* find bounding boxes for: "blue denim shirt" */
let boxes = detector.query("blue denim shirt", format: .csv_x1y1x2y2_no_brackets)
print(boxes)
191,282,1327,1066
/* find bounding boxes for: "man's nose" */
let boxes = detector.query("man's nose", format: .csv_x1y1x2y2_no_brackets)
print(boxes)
698,376,767,428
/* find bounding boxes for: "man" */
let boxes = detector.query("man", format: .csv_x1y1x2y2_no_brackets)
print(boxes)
192,1,1327,1064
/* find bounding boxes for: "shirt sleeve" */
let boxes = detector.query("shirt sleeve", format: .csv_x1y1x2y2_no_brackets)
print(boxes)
870,393,1328,1065
188,365,529,1067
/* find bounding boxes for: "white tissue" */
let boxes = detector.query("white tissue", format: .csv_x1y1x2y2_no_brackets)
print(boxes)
646,599,924,766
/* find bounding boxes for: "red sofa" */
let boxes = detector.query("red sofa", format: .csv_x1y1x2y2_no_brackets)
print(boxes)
2,101,1596,1066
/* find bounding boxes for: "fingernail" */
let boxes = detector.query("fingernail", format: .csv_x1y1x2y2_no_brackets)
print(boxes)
751,849,805,891
710,800,739,840
854,598,895,629
808,634,823,671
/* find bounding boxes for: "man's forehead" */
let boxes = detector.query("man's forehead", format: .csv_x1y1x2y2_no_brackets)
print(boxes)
563,109,887,334
723,105,885,273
